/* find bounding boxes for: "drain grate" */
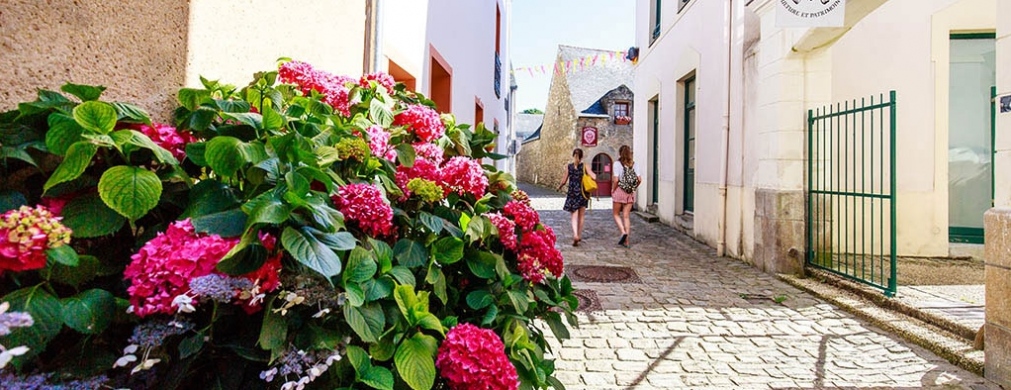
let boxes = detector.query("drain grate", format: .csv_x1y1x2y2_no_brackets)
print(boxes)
566,265,643,284
572,289,603,312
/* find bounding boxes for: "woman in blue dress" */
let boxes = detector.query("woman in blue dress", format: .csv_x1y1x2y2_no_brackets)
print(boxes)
556,148,595,246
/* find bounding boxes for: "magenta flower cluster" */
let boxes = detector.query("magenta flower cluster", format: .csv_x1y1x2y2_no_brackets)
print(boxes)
440,157,488,198
485,213,517,251
279,61,356,116
332,183,395,237
500,199,564,283
362,125,397,160
435,323,519,390
0,205,72,274
134,123,197,161
359,72,396,91
393,104,445,143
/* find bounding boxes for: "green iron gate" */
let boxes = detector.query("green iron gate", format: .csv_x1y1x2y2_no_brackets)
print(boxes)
806,91,897,296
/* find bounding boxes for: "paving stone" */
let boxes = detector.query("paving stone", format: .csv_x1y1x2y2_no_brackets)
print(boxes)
519,184,999,389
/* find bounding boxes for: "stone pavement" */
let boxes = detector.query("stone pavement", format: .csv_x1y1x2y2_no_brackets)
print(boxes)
518,183,999,389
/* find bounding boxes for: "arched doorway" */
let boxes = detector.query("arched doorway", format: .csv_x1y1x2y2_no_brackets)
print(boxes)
591,153,612,197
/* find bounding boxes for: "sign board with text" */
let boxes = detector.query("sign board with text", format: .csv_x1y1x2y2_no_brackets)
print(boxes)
776,0,846,28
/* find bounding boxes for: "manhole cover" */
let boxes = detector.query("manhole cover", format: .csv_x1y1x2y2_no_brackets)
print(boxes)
572,289,602,312
567,265,643,284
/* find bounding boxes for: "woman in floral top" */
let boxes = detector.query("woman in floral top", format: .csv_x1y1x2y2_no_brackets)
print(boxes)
557,148,595,246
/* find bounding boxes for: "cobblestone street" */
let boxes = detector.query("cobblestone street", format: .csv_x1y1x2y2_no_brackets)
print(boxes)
519,184,998,389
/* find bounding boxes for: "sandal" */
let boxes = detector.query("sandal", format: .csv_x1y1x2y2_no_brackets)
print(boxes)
618,234,627,246
572,238,581,247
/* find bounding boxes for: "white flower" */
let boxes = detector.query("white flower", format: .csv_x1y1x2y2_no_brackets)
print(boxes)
172,294,195,313
259,367,278,382
0,345,29,369
131,358,161,374
123,344,139,354
326,353,342,365
281,381,297,390
312,308,331,318
0,302,9,314
125,305,135,314
113,354,137,368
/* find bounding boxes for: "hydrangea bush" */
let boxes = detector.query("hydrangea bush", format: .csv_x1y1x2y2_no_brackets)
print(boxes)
0,60,577,389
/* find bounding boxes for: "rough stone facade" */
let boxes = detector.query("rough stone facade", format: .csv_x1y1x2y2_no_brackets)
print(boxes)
0,0,190,120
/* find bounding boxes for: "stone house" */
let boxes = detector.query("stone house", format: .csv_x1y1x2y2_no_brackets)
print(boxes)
516,45,633,196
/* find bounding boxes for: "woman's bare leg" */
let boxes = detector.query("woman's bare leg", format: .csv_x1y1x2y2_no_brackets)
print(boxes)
612,202,626,236
621,203,633,246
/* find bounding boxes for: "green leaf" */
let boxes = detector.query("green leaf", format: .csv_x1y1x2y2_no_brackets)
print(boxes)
344,303,384,343
394,333,437,390
427,267,447,304
185,142,207,166
363,277,395,302
432,236,464,265
393,239,427,268
466,290,494,310
261,104,284,130
122,130,179,165
370,333,397,362
46,245,78,266
187,108,218,131
346,345,371,372
416,313,444,336
46,113,84,156
216,242,267,275
72,101,117,134
315,231,356,251
370,238,393,273
418,212,444,234
43,142,98,192
481,304,498,325
361,366,394,390
508,290,529,313
395,143,416,167
282,226,341,279
178,88,211,111
393,284,419,321
387,266,416,286
369,99,394,128
258,297,287,352
222,112,263,130
543,311,571,340
465,215,489,243
345,283,365,307
191,208,247,237
61,289,115,334
97,165,162,220
466,250,497,279
111,102,152,125
244,191,292,225
0,191,27,213
181,179,239,218
60,192,126,238
345,247,378,283
2,286,64,362
0,146,36,167
213,99,251,113
205,136,248,177
179,333,205,359
61,83,106,101
47,255,100,288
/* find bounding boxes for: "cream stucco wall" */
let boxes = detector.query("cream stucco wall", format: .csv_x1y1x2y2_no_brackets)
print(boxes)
383,0,429,78
829,0,995,256
186,0,366,88
0,0,190,120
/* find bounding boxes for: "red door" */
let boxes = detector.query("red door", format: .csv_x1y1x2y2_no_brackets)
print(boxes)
591,153,612,197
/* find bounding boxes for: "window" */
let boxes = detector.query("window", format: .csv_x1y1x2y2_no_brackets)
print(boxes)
613,102,629,118
650,0,661,44
683,77,696,213
678,0,690,13
430,46,452,113
388,59,416,91
475,100,484,127
649,97,659,204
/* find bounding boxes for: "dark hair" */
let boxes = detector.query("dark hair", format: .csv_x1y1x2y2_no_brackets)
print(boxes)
619,145,633,165
571,148,583,159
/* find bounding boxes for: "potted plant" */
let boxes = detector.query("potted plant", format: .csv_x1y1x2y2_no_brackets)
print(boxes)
614,115,632,125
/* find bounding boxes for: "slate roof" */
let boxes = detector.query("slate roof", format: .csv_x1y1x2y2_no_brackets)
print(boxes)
514,113,544,141
557,45,633,115
580,84,632,116
523,124,542,143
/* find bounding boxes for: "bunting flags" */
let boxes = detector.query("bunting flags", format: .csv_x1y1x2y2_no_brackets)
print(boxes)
511,50,632,77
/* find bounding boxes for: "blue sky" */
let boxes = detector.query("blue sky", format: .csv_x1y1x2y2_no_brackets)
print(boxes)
510,0,635,111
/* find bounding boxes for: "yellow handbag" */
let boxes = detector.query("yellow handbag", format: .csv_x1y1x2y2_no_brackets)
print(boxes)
581,165,597,199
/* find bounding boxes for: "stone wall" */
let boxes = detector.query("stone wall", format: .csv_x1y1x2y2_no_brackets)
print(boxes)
0,0,190,120
516,63,575,188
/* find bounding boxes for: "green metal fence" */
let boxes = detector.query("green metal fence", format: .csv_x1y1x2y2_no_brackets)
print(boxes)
806,91,897,296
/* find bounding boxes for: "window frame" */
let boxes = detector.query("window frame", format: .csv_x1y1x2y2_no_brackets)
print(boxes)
682,76,696,213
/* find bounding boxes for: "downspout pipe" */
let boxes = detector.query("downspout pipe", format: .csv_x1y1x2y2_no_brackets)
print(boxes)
363,0,385,73
717,0,733,257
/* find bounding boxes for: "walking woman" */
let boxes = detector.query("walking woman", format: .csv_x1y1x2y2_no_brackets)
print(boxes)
612,145,641,248
557,148,595,246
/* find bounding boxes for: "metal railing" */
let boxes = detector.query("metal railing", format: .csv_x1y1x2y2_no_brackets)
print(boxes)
806,91,897,296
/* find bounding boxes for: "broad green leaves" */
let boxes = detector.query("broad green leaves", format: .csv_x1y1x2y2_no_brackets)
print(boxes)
1,286,64,362
97,165,162,221
72,101,117,134
395,333,437,390
43,142,98,191
281,227,341,279
61,289,116,334
60,192,125,238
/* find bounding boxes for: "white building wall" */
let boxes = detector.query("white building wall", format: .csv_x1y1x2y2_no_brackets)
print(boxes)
383,0,429,79
633,0,734,249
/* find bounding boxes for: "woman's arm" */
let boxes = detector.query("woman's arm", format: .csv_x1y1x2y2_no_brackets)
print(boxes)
557,167,568,191
611,163,619,191
583,163,596,180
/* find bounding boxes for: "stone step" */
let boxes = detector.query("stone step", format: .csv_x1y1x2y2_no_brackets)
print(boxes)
634,211,659,223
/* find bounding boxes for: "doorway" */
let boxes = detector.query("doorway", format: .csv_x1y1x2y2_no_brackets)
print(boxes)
948,33,995,243
591,153,612,197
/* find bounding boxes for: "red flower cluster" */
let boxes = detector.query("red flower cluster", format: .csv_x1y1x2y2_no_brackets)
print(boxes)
393,104,445,143
436,323,519,390
361,125,397,160
0,205,72,274
440,157,488,198
503,201,539,232
516,227,563,284
124,220,281,317
485,213,517,251
332,183,395,237
134,122,197,161
279,61,356,116
359,72,396,91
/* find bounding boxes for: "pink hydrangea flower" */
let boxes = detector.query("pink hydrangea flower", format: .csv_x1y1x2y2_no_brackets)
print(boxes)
134,123,197,161
412,142,444,166
440,157,488,198
332,183,395,237
395,158,442,200
0,205,72,274
394,104,445,143
503,201,539,232
516,227,563,284
360,72,396,91
360,125,397,160
124,219,238,317
436,323,519,390
485,213,517,251
279,61,356,116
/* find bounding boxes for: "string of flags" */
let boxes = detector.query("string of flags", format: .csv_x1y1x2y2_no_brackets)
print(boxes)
511,48,639,77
